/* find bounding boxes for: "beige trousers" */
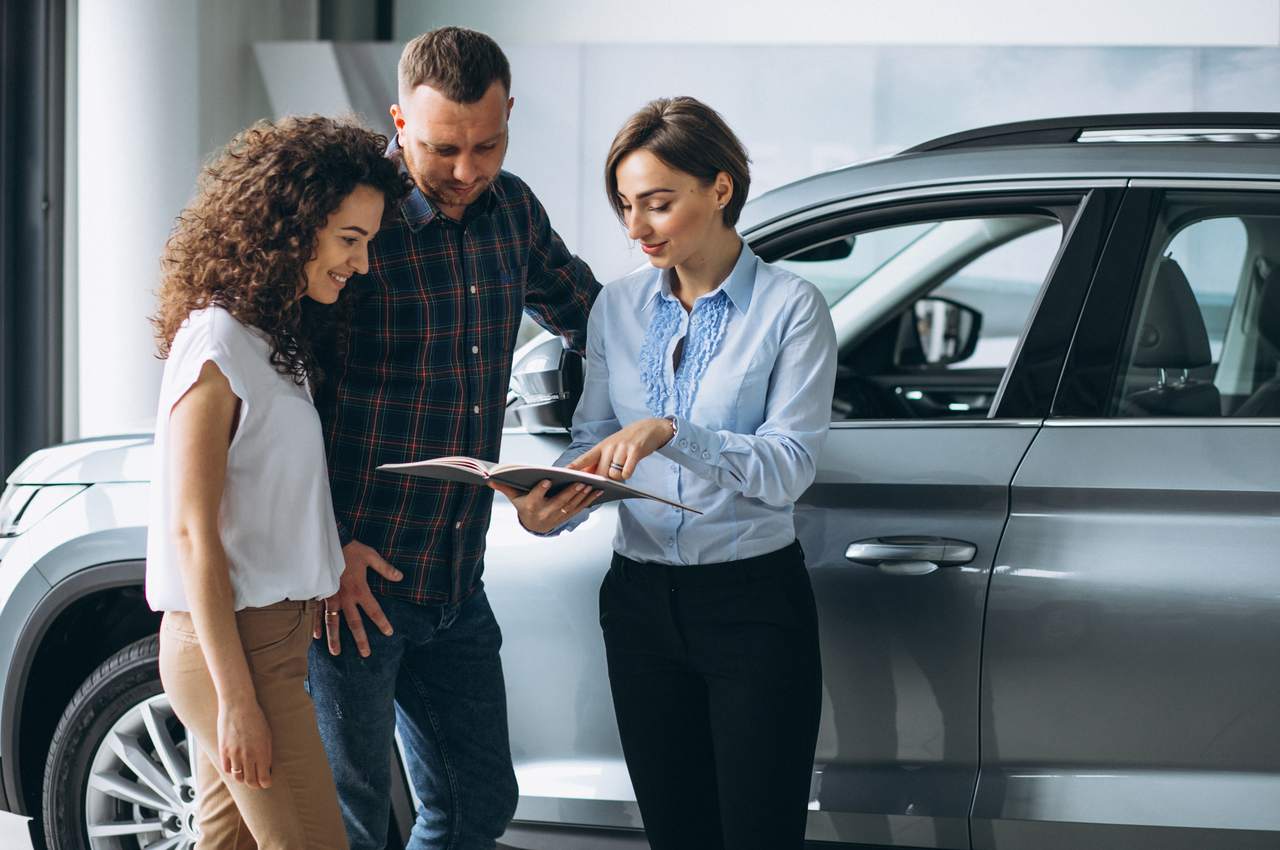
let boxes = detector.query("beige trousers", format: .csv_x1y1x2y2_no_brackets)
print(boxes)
159,600,348,850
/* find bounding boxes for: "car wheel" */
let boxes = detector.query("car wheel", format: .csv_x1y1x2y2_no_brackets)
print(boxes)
42,635,200,850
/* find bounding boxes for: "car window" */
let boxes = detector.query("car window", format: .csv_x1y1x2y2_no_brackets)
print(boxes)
929,222,1062,371
775,222,936,306
1109,192,1280,418
796,213,1065,421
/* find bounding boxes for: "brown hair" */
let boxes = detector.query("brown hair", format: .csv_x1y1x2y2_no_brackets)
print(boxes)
605,96,751,227
152,115,411,384
398,26,511,103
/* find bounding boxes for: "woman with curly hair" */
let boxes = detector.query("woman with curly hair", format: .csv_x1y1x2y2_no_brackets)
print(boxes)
145,115,408,849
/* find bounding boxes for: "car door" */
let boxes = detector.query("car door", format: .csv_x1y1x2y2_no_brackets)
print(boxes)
751,182,1124,847
974,184,1280,849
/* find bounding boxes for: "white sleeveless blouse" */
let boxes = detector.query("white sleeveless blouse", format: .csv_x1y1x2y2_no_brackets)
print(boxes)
145,307,344,611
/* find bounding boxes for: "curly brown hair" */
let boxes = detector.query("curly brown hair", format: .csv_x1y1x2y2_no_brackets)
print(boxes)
153,115,411,384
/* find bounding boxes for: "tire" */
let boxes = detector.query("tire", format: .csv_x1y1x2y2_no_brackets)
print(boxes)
42,635,200,850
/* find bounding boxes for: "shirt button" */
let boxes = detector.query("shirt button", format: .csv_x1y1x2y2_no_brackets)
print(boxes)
702,451,711,460
690,442,699,452
473,405,481,414
455,521,462,530
472,345,479,354
678,439,688,448
469,285,477,294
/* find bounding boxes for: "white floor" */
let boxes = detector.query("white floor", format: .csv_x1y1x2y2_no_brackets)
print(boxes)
0,812,34,850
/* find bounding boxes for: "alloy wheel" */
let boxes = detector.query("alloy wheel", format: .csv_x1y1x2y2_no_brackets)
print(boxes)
82,693,198,850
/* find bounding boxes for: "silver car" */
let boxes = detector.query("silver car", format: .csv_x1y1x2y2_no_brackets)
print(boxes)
4,113,1280,850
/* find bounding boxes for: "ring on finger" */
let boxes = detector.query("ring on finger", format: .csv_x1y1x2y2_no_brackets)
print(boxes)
324,611,339,619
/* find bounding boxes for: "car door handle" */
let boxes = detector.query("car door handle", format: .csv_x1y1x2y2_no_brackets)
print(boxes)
845,536,977,575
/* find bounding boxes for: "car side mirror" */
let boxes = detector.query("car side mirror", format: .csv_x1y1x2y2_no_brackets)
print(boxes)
895,297,983,368
509,336,583,433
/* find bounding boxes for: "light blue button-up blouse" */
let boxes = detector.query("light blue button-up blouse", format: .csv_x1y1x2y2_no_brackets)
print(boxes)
546,241,838,565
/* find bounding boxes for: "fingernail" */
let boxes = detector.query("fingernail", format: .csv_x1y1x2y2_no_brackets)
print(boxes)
392,571,403,580
574,484,584,493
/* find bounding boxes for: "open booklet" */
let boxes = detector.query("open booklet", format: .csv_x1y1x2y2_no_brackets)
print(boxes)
377,456,702,514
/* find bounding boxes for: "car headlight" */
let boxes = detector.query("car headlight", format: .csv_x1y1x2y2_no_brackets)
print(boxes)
0,483,87,537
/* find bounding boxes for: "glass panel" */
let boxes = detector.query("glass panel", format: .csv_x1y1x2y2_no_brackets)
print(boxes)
1109,192,1280,418
931,221,1063,371
814,213,1066,421
776,222,936,306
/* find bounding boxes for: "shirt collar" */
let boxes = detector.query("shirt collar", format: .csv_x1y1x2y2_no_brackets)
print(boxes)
386,135,503,232
642,240,757,313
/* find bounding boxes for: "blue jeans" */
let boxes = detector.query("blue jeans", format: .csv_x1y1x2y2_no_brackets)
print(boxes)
307,588,519,850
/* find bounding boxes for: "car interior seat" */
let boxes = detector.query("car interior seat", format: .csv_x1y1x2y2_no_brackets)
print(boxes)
1120,256,1222,417
1233,262,1280,416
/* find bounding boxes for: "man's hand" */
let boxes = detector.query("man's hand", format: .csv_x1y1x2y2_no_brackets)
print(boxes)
490,480,603,535
315,539,403,658
567,417,674,481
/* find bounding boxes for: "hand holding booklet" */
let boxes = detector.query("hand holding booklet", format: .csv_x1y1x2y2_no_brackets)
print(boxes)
377,456,702,514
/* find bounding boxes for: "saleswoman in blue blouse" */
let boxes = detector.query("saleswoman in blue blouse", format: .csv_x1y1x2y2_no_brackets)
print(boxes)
493,96,837,850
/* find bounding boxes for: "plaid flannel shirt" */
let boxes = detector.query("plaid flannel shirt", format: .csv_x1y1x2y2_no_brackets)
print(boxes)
316,155,600,605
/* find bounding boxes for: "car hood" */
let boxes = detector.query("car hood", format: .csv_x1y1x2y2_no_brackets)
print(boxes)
7,434,155,485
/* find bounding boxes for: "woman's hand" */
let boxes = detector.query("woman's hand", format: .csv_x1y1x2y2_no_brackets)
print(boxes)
568,417,674,481
218,696,273,789
490,480,604,534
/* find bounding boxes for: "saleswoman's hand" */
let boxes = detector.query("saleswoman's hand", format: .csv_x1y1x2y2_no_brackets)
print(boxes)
568,417,674,481
490,480,604,534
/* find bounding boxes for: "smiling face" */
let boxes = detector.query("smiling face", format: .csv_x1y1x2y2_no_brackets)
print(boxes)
301,184,386,304
614,149,734,271
394,80,512,219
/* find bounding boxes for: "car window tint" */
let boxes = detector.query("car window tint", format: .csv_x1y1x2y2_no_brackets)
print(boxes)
795,212,1069,421
931,222,1062,371
1165,217,1247,362
1109,192,1280,418
776,222,936,306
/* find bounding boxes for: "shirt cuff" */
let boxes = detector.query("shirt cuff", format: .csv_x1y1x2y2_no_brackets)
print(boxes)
657,415,723,468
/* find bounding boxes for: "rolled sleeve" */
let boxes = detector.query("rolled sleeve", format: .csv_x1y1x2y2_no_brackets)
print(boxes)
522,187,600,354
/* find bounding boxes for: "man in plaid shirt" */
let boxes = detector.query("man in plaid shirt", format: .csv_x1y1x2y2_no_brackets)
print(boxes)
307,28,600,850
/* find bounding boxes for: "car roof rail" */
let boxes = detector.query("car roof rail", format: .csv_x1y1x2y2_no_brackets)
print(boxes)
903,112,1280,154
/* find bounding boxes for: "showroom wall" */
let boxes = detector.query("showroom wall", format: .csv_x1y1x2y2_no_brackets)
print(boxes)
73,0,318,438
68,0,1280,438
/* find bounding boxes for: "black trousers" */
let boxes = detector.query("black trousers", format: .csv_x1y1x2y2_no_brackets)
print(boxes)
600,540,822,850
